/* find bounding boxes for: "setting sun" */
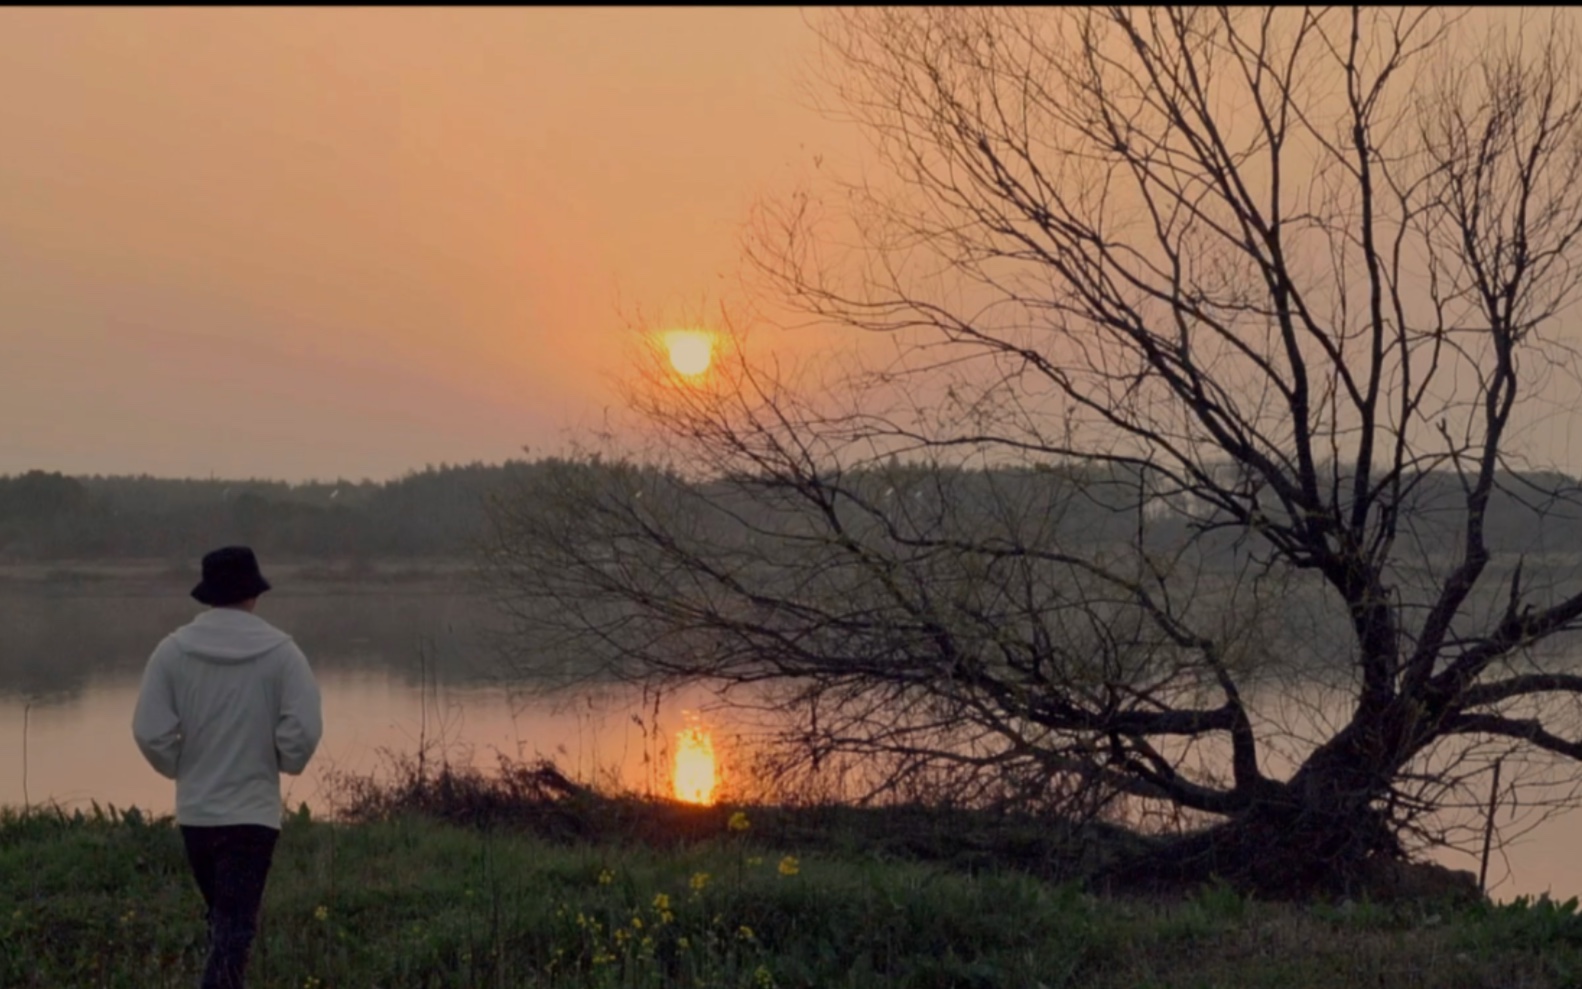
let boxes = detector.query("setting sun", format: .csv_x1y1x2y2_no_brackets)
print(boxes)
673,723,718,805
663,330,714,377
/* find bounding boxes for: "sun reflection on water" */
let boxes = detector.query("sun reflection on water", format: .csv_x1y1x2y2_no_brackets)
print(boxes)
673,722,717,805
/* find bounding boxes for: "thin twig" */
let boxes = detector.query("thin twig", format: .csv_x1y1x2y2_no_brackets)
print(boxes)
1479,758,1503,895
21,700,31,811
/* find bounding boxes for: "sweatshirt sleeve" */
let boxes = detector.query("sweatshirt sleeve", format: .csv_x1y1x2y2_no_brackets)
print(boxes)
131,641,183,779
275,645,323,776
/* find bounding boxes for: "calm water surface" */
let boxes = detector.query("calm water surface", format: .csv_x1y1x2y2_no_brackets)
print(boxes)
0,582,720,809
1,581,1576,902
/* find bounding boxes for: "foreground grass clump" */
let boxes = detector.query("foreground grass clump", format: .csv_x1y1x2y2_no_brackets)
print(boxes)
4,803,1582,988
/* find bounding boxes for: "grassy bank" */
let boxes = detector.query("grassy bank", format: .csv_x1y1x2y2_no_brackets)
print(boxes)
5,802,1582,989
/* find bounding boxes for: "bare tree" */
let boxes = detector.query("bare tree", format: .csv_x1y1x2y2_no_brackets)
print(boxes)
484,7,1582,896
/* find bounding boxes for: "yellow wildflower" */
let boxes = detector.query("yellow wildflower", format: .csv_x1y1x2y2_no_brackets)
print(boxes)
652,892,671,912
728,810,751,832
689,871,710,892
754,965,775,988
313,905,329,922
631,915,644,930
777,856,800,877
677,936,691,950
737,924,755,941
598,868,615,885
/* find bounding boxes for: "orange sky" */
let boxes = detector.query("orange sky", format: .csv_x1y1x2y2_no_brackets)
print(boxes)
10,9,1582,484
0,8,850,481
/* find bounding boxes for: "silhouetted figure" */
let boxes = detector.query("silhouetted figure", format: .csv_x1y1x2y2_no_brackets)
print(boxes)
133,546,323,989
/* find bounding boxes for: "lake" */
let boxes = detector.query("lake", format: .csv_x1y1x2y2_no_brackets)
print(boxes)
0,564,730,810
1,562,1577,902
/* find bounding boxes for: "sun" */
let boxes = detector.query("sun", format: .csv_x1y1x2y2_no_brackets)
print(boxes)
673,723,718,805
662,330,714,377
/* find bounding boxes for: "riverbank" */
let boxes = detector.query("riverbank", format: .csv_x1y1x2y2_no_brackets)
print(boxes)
4,799,1579,988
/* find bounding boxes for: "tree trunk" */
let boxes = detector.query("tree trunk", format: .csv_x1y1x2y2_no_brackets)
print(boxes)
1100,756,1406,900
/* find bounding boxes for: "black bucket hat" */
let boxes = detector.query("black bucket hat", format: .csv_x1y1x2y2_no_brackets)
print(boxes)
191,545,272,607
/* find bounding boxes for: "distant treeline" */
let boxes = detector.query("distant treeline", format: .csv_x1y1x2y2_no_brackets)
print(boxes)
1,458,1580,563
0,461,542,562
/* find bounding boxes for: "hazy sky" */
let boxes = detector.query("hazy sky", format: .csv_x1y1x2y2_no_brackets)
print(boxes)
10,9,1582,485
0,8,849,481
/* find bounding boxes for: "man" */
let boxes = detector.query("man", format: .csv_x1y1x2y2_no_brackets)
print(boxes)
133,546,323,989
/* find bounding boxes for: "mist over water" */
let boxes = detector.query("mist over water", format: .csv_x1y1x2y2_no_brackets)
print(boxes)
0,574,490,702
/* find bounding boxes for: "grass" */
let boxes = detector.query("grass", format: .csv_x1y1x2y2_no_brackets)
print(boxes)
5,799,1582,988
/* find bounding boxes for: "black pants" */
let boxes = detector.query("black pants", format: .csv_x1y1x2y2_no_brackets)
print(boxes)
181,824,280,989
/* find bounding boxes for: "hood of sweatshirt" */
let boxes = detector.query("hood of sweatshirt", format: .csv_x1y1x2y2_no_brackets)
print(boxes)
171,609,293,664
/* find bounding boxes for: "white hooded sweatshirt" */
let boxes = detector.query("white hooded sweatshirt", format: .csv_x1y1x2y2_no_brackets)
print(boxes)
132,608,323,828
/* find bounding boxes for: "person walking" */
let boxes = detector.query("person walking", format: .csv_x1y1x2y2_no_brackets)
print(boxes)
133,546,323,989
